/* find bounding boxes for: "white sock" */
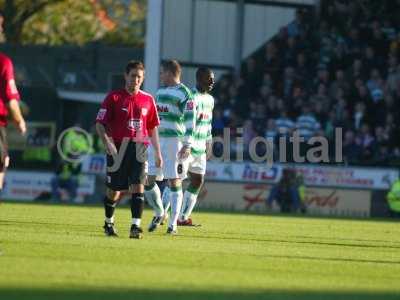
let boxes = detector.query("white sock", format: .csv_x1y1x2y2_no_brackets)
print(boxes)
181,191,198,221
132,218,141,226
168,189,183,229
105,216,114,224
162,186,171,213
144,183,164,217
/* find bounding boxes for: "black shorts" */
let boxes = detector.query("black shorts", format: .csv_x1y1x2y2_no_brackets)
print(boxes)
0,126,8,172
106,142,148,191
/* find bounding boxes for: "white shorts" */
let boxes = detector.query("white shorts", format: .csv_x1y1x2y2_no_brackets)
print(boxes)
148,137,188,180
187,153,207,175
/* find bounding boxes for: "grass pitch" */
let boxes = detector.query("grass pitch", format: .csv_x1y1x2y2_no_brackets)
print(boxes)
0,202,399,300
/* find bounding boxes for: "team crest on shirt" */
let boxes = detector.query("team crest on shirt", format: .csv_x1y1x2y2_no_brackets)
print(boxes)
186,100,194,111
128,118,142,131
141,108,148,116
96,108,107,120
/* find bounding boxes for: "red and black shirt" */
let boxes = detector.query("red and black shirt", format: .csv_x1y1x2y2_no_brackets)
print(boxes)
0,53,20,126
96,89,160,145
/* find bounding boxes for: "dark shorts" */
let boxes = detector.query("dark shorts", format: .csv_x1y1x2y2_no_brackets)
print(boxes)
0,126,8,172
106,141,148,191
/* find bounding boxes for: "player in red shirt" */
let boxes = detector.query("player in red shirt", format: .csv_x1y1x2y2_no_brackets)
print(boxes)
95,61,162,239
0,50,27,192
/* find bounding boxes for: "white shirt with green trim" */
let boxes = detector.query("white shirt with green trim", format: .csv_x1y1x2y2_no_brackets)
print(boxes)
155,83,195,146
191,88,214,156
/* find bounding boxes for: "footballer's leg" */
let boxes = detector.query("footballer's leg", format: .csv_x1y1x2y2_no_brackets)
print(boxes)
103,152,129,237
145,175,164,232
179,172,203,226
165,139,186,234
0,127,9,199
179,153,206,226
129,183,145,239
129,142,148,239
144,144,164,232
0,156,9,192
166,178,183,235
161,184,170,224
103,188,120,236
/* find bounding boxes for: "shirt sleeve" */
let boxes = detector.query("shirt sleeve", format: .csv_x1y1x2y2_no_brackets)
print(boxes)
95,93,114,125
146,96,160,132
1,57,20,102
206,100,214,142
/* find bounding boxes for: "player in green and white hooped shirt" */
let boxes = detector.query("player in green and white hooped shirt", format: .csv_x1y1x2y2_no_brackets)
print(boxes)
144,60,195,234
177,67,215,226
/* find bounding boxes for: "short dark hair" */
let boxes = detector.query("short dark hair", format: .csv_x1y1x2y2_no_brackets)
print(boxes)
161,60,181,78
196,67,212,81
125,60,145,74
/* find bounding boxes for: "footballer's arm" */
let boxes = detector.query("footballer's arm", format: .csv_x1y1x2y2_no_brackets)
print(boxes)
95,122,117,156
7,99,26,134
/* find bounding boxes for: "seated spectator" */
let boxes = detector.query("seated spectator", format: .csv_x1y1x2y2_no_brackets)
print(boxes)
51,160,81,202
313,64,330,90
275,110,295,137
347,58,365,82
265,95,278,119
284,37,299,66
324,111,337,139
242,57,261,96
295,52,311,82
384,113,397,143
363,47,382,75
358,123,376,162
212,108,225,136
287,9,306,38
261,72,274,90
313,100,327,126
346,28,363,58
370,25,389,59
282,66,296,98
264,119,277,141
342,130,362,165
243,119,256,149
366,69,384,94
386,178,400,217
375,126,390,145
266,169,301,213
353,102,368,130
386,56,400,93
373,142,390,166
329,69,350,98
295,105,321,141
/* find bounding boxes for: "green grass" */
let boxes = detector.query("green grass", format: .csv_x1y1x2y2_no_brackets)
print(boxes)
0,202,400,300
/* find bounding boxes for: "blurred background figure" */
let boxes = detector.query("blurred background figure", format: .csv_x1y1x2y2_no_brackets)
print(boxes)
51,160,81,203
266,168,301,213
386,178,400,218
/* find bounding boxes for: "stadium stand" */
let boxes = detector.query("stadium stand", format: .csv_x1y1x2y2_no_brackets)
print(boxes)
211,0,400,167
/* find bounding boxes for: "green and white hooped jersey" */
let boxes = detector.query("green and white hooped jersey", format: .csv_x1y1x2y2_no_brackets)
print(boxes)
191,88,214,156
155,83,195,145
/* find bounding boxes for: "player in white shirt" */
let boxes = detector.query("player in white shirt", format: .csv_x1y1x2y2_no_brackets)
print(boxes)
144,60,195,234
177,67,215,226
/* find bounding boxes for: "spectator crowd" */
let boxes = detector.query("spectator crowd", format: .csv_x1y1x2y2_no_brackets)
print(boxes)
211,0,400,166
